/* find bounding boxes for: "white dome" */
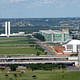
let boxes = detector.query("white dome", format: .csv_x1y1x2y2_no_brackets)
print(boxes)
67,40,80,45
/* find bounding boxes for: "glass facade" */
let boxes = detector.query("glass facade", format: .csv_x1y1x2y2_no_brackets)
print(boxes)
77,45,80,51
44,33,52,42
53,34,62,42
40,30,70,43
40,32,52,42
64,33,69,41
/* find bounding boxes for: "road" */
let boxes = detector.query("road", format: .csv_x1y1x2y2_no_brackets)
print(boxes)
31,36,54,55
0,60,76,65
0,55,78,65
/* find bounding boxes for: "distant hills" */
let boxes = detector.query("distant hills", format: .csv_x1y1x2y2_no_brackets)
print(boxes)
0,18,80,34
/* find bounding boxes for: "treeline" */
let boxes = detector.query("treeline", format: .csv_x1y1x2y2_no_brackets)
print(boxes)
6,64,68,71
26,64,68,71
33,33,45,41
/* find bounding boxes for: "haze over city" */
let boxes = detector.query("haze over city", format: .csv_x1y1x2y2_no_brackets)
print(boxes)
0,0,80,18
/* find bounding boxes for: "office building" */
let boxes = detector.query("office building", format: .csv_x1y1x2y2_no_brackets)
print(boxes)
40,30,70,43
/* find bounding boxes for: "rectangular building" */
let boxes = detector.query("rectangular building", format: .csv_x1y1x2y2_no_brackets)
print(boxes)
40,30,70,43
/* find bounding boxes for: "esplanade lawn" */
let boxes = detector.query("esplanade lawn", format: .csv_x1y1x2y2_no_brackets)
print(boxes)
0,37,44,55
0,71,80,80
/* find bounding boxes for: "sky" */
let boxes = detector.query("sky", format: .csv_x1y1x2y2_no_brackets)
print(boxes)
0,0,80,18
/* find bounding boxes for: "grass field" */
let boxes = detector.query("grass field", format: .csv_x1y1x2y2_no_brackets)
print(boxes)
0,37,44,55
0,71,80,80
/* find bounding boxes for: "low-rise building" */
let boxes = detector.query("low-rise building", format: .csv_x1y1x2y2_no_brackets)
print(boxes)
63,40,80,53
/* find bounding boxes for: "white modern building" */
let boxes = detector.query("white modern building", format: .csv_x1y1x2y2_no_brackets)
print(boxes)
5,21,11,37
63,40,80,53
0,22,26,37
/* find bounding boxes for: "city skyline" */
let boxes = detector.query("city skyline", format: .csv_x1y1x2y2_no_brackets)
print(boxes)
0,0,80,18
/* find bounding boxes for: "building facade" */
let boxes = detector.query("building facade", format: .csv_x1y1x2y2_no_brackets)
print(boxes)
63,40,80,53
40,30,70,43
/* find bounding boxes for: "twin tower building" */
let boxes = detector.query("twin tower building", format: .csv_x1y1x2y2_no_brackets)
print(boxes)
5,21,10,37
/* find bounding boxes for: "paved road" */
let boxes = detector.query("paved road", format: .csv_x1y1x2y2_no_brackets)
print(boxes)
67,66,80,71
31,36,54,55
0,60,76,65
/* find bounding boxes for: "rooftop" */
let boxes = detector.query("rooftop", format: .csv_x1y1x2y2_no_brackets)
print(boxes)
40,30,68,34
64,39,80,45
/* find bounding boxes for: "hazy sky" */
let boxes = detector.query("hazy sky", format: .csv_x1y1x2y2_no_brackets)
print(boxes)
0,0,80,18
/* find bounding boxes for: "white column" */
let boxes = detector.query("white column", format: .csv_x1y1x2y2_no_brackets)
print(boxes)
52,34,54,42
5,22,7,36
62,32,64,42
8,21,10,36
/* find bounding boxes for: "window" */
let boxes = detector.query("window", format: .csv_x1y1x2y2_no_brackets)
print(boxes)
67,45,73,51
77,45,80,50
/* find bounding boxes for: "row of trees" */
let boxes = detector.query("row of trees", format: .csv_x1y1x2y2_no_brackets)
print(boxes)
8,64,67,71
26,64,67,71
33,33,45,41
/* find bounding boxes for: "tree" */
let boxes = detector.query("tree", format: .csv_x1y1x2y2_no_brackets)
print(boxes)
45,52,47,55
36,52,40,56
10,64,18,71
33,33,45,41
32,75,37,79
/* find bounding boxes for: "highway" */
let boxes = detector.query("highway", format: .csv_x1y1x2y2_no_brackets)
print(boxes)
0,61,76,65
0,55,78,65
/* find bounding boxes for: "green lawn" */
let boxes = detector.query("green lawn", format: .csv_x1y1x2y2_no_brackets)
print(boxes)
0,37,44,55
0,71,80,80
